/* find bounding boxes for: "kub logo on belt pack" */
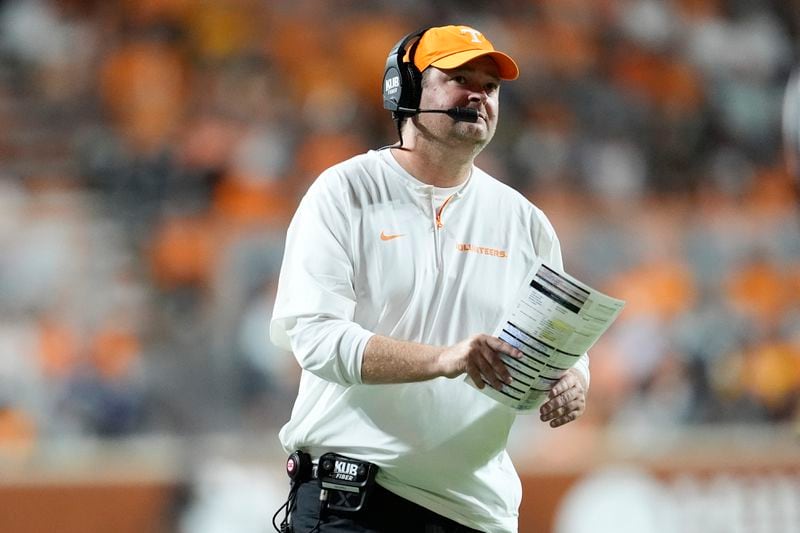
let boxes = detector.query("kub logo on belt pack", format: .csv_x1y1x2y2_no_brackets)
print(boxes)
334,460,359,480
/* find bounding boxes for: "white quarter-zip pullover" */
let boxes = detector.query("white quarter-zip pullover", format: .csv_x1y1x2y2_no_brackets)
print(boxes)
271,148,589,533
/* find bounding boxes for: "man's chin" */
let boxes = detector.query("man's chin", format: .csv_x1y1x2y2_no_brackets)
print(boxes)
455,124,493,144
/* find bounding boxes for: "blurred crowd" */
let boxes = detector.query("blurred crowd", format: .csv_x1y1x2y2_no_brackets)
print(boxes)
0,0,799,456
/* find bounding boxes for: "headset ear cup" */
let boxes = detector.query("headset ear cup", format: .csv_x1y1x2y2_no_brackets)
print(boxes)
382,26,431,116
382,47,404,112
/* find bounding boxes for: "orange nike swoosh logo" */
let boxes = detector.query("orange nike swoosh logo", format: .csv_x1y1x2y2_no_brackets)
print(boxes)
380,231,405,241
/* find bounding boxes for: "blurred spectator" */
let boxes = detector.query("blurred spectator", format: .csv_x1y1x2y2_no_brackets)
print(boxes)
0,402,37,460
0,0,797,447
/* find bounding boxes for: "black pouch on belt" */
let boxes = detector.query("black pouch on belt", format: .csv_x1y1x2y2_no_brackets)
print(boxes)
317,452,379,513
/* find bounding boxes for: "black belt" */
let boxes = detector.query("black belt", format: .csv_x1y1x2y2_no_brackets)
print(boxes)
288,451,359,483
290,460,351,482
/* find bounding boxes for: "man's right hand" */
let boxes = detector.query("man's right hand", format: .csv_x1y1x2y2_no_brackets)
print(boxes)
436,334,523,391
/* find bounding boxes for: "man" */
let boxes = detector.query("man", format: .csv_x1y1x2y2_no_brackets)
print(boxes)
271,25,589,533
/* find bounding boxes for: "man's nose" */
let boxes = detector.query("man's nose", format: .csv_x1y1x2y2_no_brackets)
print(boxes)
468,91,487,104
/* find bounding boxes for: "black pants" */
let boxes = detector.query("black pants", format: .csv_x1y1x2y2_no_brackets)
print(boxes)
289,480,484,533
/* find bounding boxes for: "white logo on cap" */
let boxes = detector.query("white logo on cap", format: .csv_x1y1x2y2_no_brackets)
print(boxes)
460,27,483,43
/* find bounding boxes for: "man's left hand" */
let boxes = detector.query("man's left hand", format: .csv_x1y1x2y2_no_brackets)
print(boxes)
539,368,587,428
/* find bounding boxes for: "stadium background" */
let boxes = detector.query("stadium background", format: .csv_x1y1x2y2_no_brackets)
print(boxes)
0,0,799,532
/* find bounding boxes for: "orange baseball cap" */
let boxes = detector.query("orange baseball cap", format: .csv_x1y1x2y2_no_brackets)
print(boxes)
407,25,519,80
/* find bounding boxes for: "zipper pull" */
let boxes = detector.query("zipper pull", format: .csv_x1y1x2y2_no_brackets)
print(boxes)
435,194,455,229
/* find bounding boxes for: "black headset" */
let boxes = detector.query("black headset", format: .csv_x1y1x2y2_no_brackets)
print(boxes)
382,26,432,120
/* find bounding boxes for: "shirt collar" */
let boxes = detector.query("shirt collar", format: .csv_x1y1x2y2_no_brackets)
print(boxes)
378,149,474,199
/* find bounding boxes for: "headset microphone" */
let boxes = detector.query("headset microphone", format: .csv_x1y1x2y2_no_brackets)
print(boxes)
396,106,480,123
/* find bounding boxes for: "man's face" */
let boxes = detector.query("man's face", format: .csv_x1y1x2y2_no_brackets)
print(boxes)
416,56,501,148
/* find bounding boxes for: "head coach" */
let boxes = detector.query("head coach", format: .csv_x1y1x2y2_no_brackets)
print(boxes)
270,24,590,533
